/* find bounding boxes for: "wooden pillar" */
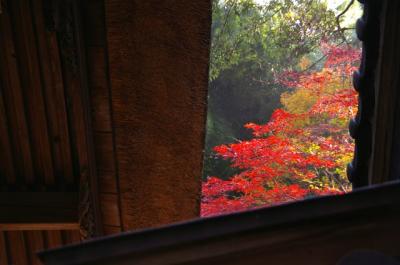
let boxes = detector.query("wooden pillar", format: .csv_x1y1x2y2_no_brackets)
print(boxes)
104,1,211,230
347,0,383,188
369,0,400,183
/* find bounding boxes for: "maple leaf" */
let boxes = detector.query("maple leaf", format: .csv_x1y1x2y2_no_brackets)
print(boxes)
201,44,360,217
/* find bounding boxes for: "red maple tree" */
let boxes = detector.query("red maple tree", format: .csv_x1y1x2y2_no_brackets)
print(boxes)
201,44,360,217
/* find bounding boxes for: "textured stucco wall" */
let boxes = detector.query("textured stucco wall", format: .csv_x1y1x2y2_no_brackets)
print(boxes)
105,0,211,230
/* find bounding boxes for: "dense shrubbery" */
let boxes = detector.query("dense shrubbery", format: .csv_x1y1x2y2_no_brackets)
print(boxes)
202,44,360,217
203,0,361,180
202,0,361,216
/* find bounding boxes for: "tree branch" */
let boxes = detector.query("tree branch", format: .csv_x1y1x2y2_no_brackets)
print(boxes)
336,0,355,21
335,0,356,44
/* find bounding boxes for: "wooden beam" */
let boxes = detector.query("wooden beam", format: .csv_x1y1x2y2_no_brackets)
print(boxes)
0,223,79,231
0,192,78,231
38,182,400,265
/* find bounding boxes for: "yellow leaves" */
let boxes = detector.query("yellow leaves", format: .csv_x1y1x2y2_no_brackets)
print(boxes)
306,143,321,154
336,152,353,167
298,56,311,70
285,10,296,19
281,89,317,114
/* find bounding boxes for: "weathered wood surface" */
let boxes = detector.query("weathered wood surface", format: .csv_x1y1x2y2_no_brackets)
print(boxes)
0,0,35,187
39,182,400,265
82,0,123,235
0,230,81,265
104,0,211,230
0,0,100,262
0,0,98,190
0,0,99,192
31,0,75,186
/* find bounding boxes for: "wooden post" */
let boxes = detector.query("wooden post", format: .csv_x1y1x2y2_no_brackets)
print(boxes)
103,0,211,230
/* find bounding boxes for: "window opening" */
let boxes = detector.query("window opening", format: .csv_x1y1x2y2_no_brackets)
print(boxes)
202,0,363,217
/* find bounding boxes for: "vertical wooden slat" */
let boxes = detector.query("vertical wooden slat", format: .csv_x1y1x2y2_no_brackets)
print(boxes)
0,232,9,265
63,230,81,245
94,132,117,193
84,0,122,234
87,48,113,133
65,74,92,182
7,231,29,265
31,0,75,186
0,82,15,185
0,1,35,186
71,230,82,243
25,231,45,265
62,0,102,236
8,0,55,186
103,225,122,236
46,231,63,249
369,0,400,183
99,193,121,227
54,1,93,186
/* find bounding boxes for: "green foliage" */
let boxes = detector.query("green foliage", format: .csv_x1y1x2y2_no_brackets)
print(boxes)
210,0,341,80
203,0,361,181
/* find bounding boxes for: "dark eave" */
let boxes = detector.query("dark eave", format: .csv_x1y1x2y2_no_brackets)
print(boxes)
39,181,400,265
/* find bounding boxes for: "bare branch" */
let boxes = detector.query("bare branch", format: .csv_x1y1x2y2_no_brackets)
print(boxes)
336,0,355,22
335,0,356,43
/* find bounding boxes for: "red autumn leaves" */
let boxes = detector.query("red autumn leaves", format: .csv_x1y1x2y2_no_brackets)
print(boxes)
201,44,360,217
